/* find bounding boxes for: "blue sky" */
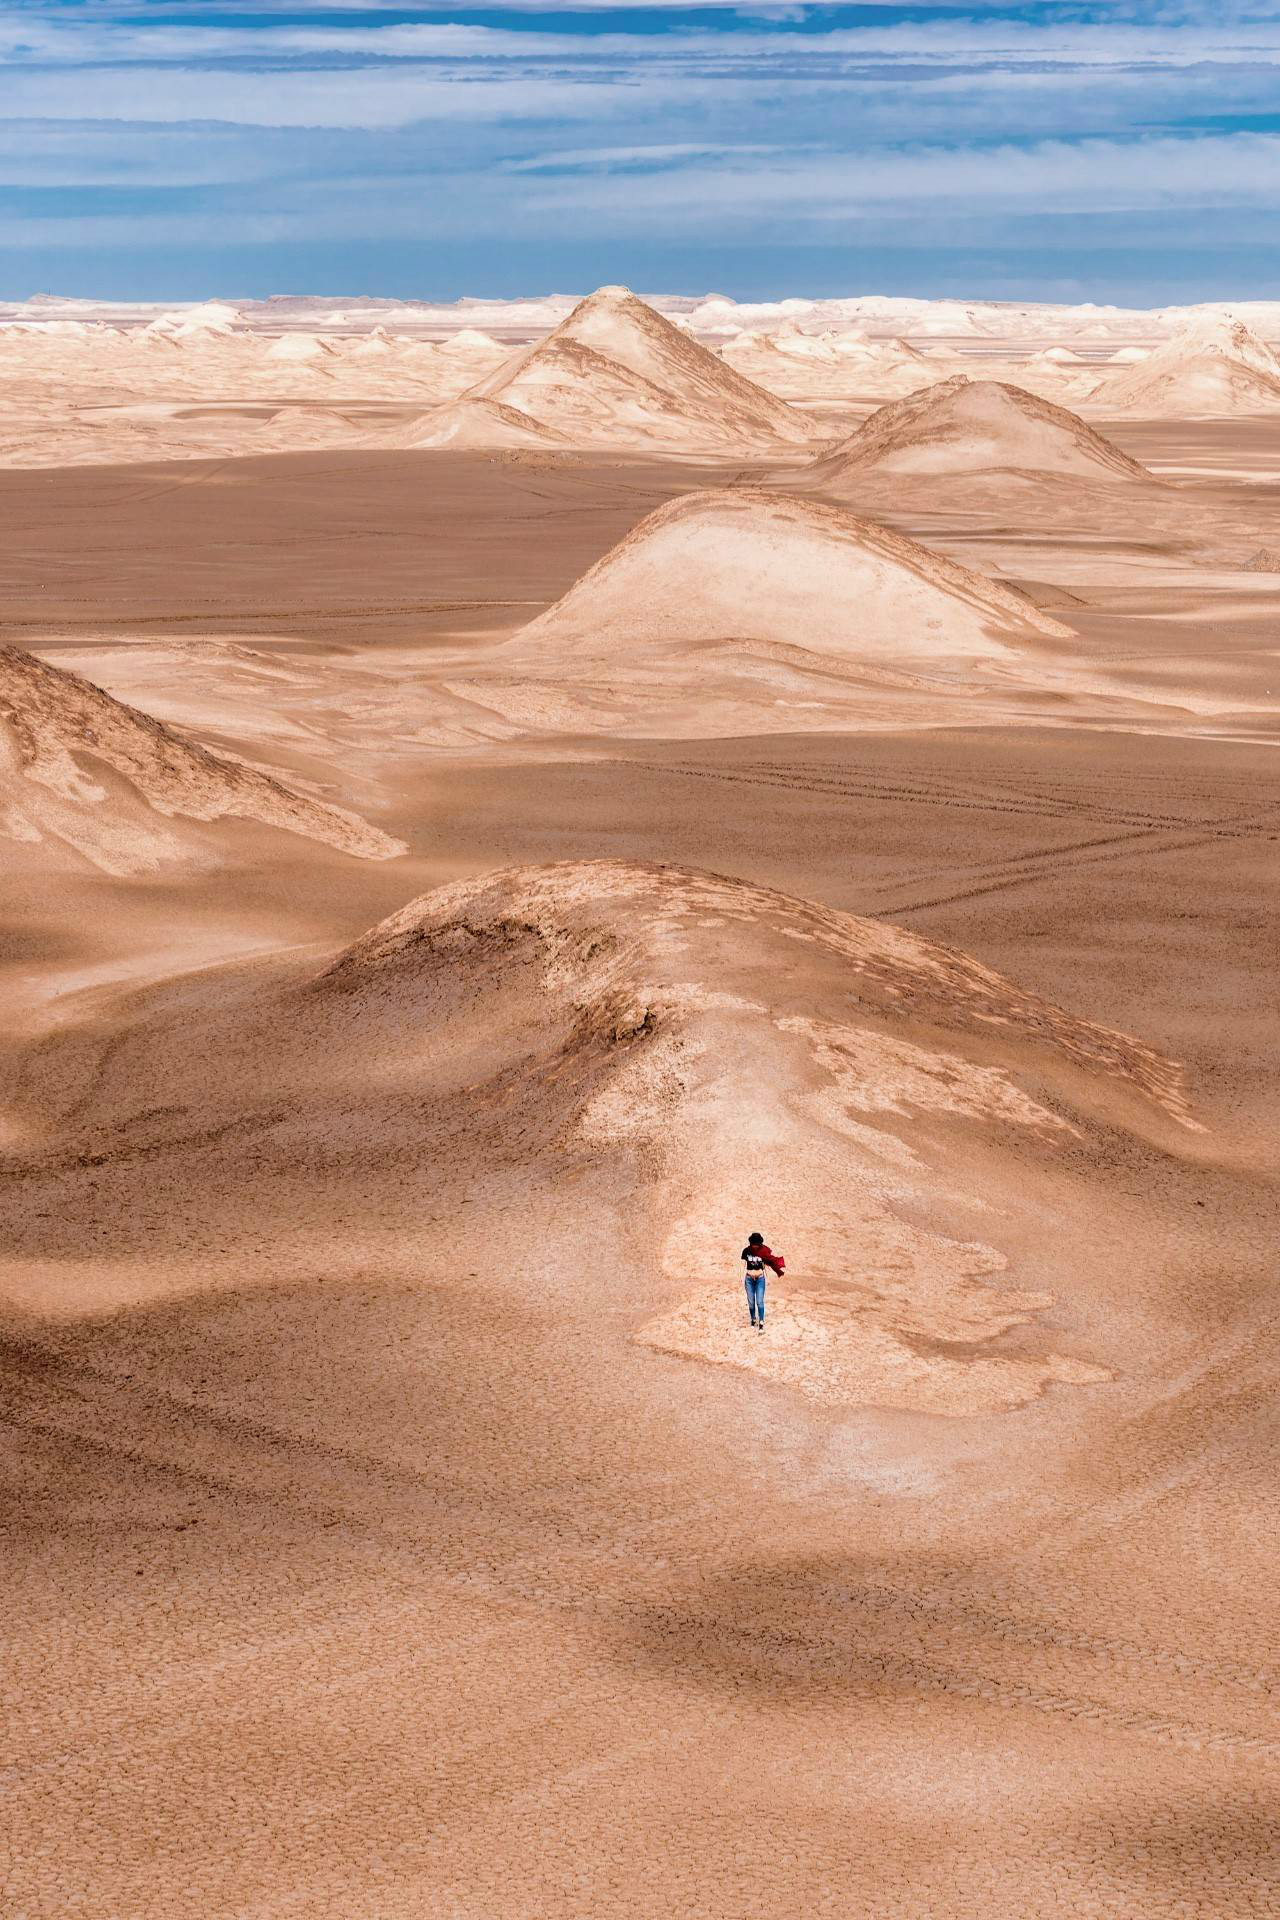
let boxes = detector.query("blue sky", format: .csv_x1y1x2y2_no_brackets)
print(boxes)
2,0,1279,302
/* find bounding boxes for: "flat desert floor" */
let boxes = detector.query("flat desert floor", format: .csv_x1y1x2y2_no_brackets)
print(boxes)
2,339,1279,1917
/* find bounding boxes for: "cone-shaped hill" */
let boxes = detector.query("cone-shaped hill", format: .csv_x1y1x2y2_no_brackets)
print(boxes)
509,489,1071,662
404,286,818,455
1098,333,1280,416
807,377,1153,487
0,642,403,874
13,857,1192,1402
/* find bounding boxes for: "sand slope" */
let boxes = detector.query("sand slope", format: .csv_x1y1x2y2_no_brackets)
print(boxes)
0,642,403,873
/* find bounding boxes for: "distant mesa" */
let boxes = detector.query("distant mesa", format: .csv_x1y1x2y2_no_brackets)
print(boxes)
805,376,1154,486
403,286,817,455
0,643,403,875
510,488,1072,662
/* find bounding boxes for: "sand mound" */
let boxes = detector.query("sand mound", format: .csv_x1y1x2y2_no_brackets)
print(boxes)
1244,548,1280,572
0,643,403,874
264,333,339,363
331,860,1186,1113
319,857,1192,1413
809,377,1152,484
4,857,1192,1406
1100,331,1280,415
434,492,1107,743
347,326,393,358
730,324,874,365
437,327,506,358
720,328,930,399
509,489,1071,663
1173,315,1280,379
881,335,930,362
400,395,572,451
445,285,816,453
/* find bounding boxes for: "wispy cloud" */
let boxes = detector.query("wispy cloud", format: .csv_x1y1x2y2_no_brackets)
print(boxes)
518,130,1280,218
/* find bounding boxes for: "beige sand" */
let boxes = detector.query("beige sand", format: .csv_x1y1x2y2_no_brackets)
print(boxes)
1,290,1278,1920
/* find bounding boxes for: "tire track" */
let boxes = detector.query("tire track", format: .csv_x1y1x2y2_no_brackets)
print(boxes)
874,833,1220,916
624,759,1278,839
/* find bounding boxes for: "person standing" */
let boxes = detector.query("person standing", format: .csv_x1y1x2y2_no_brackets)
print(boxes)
741,1232,785,1331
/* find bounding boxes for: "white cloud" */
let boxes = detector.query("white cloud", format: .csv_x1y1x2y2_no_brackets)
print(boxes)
506,141,784,171
520,131,1280,223
0,63,699,128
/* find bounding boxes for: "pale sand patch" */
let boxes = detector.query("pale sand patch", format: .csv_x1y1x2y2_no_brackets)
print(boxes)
637,1280,1112,1415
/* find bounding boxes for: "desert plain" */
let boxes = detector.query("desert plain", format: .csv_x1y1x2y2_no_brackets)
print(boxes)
1,284,1278,1917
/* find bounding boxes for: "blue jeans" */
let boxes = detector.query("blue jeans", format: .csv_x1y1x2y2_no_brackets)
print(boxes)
744,1271,766,1324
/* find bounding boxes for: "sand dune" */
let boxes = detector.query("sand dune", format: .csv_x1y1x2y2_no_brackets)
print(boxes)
411,285,818,454
0,642,402,873
1178,316,1280,378
436,326,507,361
344,861,1190,1414
807,377,1154,487
1098,321,1280,415
510,489,1071,658
423,490,1138,743
1102,352,1280,416
3,291,1276,470
3,858,1190,1411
